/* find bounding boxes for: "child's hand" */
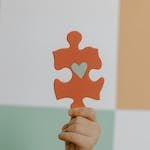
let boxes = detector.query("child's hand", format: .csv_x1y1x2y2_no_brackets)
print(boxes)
59,107,100,150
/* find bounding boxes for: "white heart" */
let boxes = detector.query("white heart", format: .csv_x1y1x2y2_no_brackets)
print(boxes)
71,62,88,78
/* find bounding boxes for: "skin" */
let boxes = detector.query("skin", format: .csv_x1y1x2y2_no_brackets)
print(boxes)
58,107,101,150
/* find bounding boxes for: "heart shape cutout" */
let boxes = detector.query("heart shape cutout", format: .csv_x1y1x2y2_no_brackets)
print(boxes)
71,62,87,78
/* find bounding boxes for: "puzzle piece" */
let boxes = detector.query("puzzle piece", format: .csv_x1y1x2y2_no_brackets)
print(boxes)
53,31,104,108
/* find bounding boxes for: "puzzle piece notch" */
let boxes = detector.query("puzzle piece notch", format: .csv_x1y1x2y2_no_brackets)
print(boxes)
53,31,104,108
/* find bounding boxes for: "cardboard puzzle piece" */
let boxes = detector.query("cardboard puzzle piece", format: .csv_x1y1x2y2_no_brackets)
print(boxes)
53,31,104,108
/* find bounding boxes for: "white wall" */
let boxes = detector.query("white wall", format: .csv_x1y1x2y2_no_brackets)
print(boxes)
0,0,119,109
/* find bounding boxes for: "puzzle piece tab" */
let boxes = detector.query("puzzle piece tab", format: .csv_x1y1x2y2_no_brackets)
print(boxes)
53,31,104,108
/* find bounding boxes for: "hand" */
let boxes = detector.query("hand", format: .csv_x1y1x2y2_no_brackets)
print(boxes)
59,107,101,150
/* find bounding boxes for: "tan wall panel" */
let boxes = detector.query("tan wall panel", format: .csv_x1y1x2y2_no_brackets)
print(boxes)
117,0,150,109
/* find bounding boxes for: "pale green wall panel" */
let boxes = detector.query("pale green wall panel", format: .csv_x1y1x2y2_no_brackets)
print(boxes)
0,106,114,150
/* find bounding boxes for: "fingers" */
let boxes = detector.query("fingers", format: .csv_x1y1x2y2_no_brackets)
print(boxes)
62,117,99,136
64,122,98,137
68,107,96,121
63,116,91,128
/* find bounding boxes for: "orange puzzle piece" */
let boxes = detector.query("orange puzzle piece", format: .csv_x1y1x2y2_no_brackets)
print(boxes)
53,31,104,108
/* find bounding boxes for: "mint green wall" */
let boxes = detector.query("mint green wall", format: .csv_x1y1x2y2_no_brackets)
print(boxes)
0,106,114,150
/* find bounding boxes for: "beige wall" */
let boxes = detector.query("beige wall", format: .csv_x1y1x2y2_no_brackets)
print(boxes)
117,0,150,109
